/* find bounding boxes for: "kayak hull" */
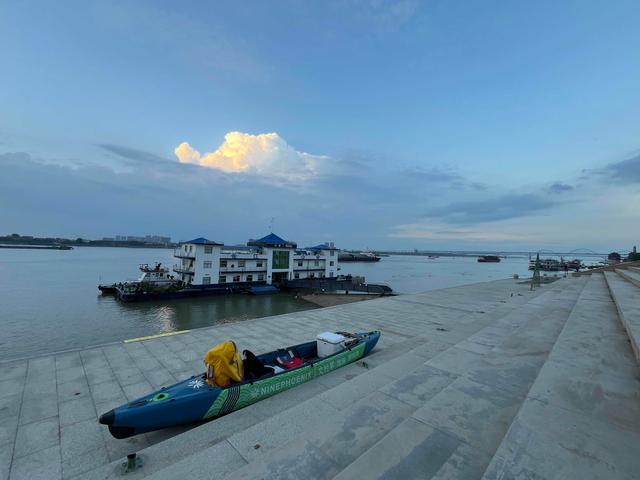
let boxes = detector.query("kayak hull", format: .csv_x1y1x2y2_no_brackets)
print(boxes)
100,331,380,438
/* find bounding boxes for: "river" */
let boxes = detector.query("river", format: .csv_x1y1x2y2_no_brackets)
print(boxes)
0,247,535,361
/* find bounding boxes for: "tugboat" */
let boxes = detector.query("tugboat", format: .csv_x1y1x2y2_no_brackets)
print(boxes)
98,263,179,294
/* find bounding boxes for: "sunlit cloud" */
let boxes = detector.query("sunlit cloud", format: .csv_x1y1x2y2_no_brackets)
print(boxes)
175,132,328,183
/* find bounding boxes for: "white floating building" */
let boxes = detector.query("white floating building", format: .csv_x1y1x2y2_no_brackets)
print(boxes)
173,233,339,287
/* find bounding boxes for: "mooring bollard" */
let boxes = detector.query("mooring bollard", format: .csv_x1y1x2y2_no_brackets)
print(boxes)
121,452,143,474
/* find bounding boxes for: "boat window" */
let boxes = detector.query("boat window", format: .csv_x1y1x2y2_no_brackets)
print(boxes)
220,260,227,268
219,276,226,283
314,260,319,267
297,261,303,267
202,276,211,285
233,275,241,282
238,260,245,267
203,261,212,269
258,274,264,281
247,275,253,282
256,262,263,267
294,272,300,279
204,246,213,254
330,261,334,266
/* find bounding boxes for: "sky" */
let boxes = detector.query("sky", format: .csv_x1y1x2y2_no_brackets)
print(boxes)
1,0,639,252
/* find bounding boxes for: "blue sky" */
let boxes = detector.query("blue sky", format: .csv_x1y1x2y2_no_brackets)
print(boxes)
1,1,639,251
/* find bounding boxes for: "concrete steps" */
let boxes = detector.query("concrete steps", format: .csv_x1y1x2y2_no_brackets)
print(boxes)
142,293,561,479
76,279,572,480
140,280,580,480
482,273,640,480
616,267,640,288
324,278,587,480
604,270,640,363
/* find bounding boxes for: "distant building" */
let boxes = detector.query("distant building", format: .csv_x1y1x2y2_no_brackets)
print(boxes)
608,252,621,264
173,233,338,286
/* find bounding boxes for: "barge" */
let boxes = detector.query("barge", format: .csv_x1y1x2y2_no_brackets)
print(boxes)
101,233,391,302
338,251,381,262
477,255,501,263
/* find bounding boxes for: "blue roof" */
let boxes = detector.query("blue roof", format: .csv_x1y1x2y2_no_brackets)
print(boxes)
307,243,335,251
185,237,223,245
247,233,297,248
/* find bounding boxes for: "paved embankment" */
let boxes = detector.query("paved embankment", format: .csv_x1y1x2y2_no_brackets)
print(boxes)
1,274,639,480
300,293,378,307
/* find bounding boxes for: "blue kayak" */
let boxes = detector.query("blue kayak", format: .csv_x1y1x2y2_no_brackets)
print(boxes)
100,331,381,438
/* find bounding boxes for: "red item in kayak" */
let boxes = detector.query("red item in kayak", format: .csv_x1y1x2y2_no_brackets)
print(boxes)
276,351,304,369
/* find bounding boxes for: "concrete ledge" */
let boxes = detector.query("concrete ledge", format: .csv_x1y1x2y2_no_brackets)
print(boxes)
574,260,640,276
617,268,640,288
604,271,640,364
484,273,640,480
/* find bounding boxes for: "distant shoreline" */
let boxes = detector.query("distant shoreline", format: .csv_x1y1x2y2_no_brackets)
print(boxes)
0,235,175,249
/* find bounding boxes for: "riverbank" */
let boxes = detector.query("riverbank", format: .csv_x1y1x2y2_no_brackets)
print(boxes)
299,293,379,307
2,274,639,479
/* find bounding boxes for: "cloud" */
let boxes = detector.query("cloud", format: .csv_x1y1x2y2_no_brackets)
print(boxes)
339,0,420,30
100,144,173,165
601,153,640,184
174,132,329,183
424,193,556,224
403,167,463,184
548,182,574,194
402,166,486,191
390,223,525,242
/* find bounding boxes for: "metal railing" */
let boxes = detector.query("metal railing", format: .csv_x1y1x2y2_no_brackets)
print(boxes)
173,249,195,259
172,264,194,274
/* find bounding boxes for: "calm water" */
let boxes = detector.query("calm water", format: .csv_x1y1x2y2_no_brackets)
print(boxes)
0,247,533,361
343,254,532,294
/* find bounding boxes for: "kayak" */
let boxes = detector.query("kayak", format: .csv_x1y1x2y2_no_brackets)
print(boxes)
100,331,381,438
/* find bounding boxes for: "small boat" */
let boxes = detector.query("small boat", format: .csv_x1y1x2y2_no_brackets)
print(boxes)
478,255,501,263
100,331,381,438
248,285,279,295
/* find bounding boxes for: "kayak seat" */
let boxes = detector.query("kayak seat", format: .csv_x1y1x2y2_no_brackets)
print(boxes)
243,349,275,380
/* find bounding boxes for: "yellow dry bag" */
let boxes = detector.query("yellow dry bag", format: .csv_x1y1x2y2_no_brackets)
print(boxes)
204,340,244,388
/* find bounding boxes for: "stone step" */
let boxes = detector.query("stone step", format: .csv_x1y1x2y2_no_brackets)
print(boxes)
329,278,587,479
604,271,640,364
616,267,640,288
77,279,567,479
482,273,640,480
178,280,585,480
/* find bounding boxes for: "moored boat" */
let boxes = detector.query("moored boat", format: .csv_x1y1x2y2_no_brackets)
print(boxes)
99,331,380,438
98,262,179,294
477,255,501,263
